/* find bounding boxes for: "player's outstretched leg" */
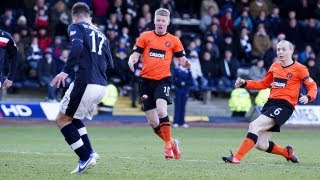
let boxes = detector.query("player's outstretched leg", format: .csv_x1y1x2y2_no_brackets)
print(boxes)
265,141,299,163
222,132,258,164
72,119,100,161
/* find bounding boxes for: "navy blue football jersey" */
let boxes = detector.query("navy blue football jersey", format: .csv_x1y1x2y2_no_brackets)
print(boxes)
63,22,113,86
0,29,17,81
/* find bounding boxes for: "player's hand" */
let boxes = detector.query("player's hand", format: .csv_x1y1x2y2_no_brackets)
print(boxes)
2,79,12,89
183,60,191,70
235,77,245,88
128,58,138,72
299,93,309,104
50,72,69,88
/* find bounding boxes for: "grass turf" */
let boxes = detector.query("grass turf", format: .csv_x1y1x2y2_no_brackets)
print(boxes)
0,126,319,179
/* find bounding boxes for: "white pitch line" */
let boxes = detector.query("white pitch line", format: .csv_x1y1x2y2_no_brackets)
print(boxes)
2,151,320,169
0,150,71,156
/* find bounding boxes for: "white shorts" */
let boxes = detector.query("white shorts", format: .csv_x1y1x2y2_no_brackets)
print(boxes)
60,82,106,120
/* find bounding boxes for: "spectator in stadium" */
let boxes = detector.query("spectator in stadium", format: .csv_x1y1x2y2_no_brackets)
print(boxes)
187,43,208,91
252,24,271,58
222,40,317,164
11,33,27,83
25,37,42,79
50,2,114,173
0,29,18,89
249,0,270,19
236,27,252,63
50,0,72,38
38,50,56,102
220,35,237,58
200,6,218,32
234,0,250,15
218,50,239,90
296,0,314,20
200,51,219,87
128,8,191,160
172,64,193,128
305,58,320,105
55,48,73,99
263,38,278,70
267,6,282,38
303,18,319,52
219,8,234,35
200,0,219,17
248,59,266,80
283,18,303,50
299,45,313,65
204,23,222,46
32,0,49,28
113,39,131,96
37,27,52,52
50,36,65,60
203,38,220,60
129,57,142,108
233,10,253,32
253,10,270,33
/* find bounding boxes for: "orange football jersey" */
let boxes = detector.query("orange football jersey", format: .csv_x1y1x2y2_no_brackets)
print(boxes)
245,61,317,106
134,31,185,80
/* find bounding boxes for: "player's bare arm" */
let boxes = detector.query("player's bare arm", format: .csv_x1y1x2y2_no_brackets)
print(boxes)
177,56,191,70
128,52,141,72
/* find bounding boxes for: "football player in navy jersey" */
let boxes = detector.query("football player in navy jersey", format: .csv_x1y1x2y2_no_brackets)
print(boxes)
51,2,113,174
0,29,18,89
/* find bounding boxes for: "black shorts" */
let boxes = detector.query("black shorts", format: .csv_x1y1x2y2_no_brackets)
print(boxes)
261,99,294,132
139,77,172,111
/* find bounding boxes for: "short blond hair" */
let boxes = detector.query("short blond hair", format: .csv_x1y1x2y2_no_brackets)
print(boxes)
278,40,294,50
155,8,170,17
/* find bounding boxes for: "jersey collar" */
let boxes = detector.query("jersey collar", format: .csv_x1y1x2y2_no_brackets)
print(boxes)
153,30,167,37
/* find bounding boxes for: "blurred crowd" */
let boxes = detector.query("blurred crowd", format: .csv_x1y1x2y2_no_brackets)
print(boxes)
1,0,320,103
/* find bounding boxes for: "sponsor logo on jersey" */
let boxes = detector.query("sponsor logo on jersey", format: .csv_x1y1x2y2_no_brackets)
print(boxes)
70,31,76,36
272,77,287,88
149,48,166,59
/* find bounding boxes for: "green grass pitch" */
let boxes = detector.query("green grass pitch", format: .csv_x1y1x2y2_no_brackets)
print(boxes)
0,125,319,179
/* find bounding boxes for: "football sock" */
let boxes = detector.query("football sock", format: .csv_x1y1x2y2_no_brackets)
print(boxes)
159,116,172,148
266,141,289,158
153,125,164,140
235,132,258,160
61,123,90,161
72,119,93,153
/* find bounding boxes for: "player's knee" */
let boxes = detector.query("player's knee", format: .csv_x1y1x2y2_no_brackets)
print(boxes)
157,108,167,118
255,141,268,151
248,122,260,133
56,113,72,129
148,120,159,128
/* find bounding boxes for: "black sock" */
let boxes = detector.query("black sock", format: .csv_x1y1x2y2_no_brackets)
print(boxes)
72,119,93,153
60,123,90,161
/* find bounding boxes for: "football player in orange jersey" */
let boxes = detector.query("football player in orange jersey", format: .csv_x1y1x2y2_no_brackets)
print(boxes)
128,8,191,159
222,40,317,164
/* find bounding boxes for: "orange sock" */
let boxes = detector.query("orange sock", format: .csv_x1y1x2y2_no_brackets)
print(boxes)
153,125,164,140
160,116,172,148
235,132,258,160
266,141,289,158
